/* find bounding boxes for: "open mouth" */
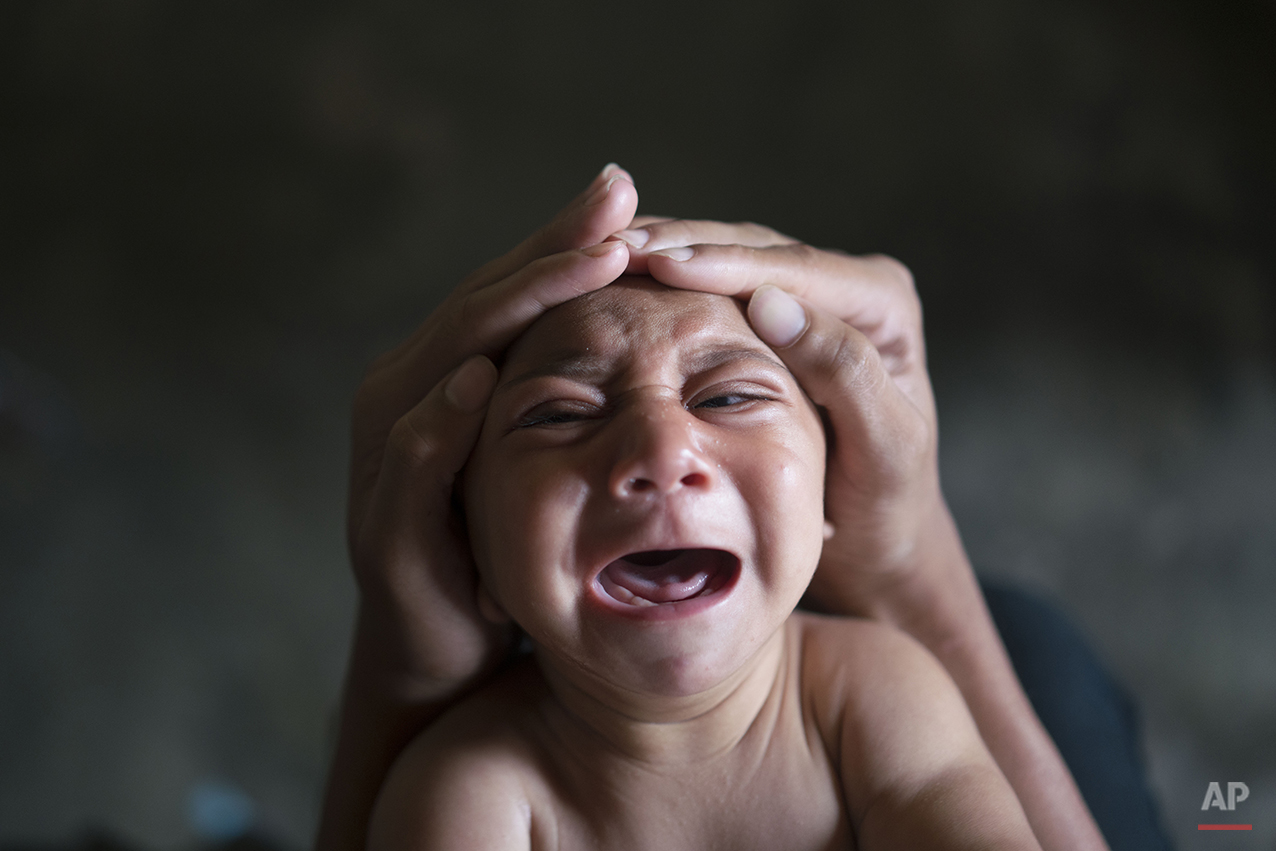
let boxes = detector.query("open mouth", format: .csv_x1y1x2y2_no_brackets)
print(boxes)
597,548,738,607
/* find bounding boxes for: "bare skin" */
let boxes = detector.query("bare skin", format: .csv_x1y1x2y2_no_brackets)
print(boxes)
368,282,1039,851
628,225,1105,851
371,617,1035,851
318,166,637,851
317,167,1107,851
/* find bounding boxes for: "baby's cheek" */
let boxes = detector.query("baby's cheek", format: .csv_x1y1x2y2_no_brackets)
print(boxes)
777,451,827,565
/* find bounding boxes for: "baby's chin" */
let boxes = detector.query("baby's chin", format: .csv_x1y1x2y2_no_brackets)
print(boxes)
528,591,797,717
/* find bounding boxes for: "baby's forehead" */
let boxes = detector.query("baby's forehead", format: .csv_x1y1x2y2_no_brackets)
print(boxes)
501,277,769,377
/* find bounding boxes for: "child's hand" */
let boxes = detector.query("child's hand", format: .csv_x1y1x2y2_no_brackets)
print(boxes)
347,164,636,691
630,224,946,614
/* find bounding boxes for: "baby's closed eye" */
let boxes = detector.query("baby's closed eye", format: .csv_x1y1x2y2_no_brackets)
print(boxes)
693,393,771,409
516,400,604,428
516,388,778,428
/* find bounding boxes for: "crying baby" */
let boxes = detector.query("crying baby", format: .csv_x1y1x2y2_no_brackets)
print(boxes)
367,277,1040,851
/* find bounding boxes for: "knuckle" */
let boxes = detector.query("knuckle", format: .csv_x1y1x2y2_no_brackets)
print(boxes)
871,253,918,296
453,289,478,337
513,253,597,312
386,413,442,468
655,219,695,243
896,408,934,463
787,242,825,271
450,291,489,352
545,253,600,299
867,252,924,330
825,328,880,392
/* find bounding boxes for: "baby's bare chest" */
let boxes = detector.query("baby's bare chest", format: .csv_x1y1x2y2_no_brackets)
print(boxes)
527,730,852,851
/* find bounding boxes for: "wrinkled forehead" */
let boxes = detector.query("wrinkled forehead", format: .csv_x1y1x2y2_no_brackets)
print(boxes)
499,277,771,380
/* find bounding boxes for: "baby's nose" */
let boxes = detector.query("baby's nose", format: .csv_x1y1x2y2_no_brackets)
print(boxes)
608,403,715,499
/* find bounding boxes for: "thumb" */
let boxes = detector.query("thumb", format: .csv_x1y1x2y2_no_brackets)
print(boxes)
353,354,514,682
355,355,498,593
746,286,931,495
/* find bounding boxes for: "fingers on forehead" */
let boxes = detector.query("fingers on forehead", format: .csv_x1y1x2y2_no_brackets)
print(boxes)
793,308,933,470
666,244,921,316
628,214,675,228
639,219,797,251
649,242,850,299
381,241,627,422
462,175,639,294
450,244,627,357
524,177,639,260
574,163,632,202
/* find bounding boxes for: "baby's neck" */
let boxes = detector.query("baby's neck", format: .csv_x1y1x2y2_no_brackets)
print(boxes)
533,625,790,766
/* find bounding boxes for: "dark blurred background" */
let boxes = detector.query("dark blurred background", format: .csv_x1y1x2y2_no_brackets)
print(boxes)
2,2,1273,849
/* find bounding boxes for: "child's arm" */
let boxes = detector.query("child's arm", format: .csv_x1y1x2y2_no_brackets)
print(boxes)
642,232,1107,851
318,164,637,851
803,617,1041,851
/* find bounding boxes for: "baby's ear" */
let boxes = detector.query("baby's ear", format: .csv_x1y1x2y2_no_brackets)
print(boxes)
476,578,511,624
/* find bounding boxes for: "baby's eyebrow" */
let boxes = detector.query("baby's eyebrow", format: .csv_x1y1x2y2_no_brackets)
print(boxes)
500,345,788,392
682,346,788,375
499,353,611,390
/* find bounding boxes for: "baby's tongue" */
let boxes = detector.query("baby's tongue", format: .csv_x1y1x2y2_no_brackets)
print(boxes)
602,549,713,604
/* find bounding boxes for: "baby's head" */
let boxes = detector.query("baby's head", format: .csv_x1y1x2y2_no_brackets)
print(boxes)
463,277,826,697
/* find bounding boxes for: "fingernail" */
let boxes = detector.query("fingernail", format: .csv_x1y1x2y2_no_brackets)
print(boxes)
651,246,694,261
612,228,649,249
586,174,623,206
600,163,633,183
445,356,497,413
581,240,624,257
748,285,807,348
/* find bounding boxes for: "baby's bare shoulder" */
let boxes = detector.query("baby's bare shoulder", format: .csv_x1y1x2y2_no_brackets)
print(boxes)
793,613,974,785
367,660,549,851
794,611,971,743
793,611,945,697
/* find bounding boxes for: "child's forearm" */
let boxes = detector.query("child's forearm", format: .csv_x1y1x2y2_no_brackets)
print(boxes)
857,506,1108,851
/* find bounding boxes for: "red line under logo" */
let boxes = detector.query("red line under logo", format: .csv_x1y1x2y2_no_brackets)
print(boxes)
1198,824,1252,830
